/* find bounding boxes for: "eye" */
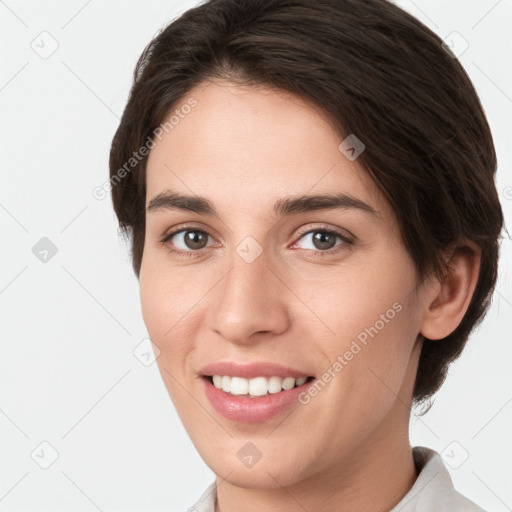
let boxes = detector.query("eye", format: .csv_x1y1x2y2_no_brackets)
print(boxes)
160,227,214,254
159,224,354,258
292,227,353,255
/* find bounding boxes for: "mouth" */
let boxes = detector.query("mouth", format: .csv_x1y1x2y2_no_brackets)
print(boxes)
203,374,315,398
198,360,316,422
200,371,316,423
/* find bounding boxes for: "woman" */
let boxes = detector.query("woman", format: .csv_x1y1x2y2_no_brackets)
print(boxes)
108,0,504,510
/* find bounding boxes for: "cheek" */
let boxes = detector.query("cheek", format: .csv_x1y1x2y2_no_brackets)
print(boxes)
294,273,419,465
295,247,420,395
139,263,203,423
139,257,198,368
140,244,197,328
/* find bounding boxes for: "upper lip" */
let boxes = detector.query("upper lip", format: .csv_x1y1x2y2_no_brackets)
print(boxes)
199,361,312,379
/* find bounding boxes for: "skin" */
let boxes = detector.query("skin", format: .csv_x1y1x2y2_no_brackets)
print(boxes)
139,80,481,512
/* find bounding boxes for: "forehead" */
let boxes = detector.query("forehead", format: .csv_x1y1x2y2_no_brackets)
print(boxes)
145,81,387,218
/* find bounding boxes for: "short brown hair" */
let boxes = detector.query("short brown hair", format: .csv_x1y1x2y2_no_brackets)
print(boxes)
109,0,504,409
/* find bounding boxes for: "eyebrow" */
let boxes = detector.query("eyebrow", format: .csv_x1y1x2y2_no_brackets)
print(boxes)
146,190,379,218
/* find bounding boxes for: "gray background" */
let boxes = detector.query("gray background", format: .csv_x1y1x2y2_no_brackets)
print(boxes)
0,0,511,510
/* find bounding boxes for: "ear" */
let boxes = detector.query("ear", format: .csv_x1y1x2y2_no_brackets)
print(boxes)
420,241,481,340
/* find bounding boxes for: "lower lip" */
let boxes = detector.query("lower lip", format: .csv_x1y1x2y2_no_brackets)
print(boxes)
202,377,311,423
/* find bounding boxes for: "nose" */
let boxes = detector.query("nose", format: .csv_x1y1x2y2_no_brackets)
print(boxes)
207,249,291,345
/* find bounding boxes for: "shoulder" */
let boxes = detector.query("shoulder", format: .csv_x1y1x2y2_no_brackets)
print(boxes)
390,446,487,512
188,481,217,512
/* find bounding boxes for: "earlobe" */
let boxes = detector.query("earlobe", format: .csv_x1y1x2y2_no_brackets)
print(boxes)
420,241,481,341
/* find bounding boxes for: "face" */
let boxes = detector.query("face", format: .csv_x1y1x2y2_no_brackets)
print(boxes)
140,80,430,489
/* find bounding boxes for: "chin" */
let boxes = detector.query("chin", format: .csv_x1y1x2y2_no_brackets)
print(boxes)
197,440,310,489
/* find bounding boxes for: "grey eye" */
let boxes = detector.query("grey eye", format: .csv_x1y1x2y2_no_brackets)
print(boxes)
297,230,341,251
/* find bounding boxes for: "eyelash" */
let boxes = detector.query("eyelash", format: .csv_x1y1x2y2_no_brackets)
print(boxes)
159,224,354,259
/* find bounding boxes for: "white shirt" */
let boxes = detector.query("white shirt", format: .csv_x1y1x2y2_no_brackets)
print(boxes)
188,446,486,511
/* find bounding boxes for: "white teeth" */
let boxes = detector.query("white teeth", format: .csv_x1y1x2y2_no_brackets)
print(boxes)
295,376,307,386
282,377,295,390
211,375,309,397
249,377,268,396
230,377,249,395
221,375,231,393
268,376,282,394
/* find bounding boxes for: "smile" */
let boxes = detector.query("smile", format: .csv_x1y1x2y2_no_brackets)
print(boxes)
198,361,315,422
209,375,310,398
